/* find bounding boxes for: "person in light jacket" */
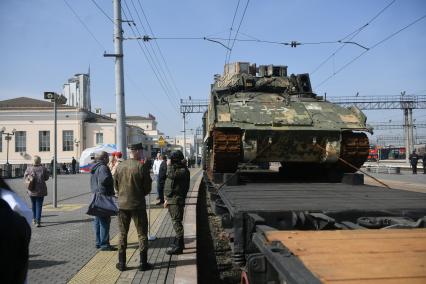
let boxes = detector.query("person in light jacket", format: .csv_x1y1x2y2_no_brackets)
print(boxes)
24,155,49,227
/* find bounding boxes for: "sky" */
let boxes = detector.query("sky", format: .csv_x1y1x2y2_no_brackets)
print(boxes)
1,0,425,142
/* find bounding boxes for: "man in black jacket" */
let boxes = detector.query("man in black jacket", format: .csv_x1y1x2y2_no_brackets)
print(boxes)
409,150,419,174
90,151,115,251
71,157,77,174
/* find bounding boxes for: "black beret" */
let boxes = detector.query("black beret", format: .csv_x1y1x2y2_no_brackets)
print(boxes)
128,142,143,150
171,150,184,162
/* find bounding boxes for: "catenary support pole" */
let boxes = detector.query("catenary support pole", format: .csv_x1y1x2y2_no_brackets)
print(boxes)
404,108,409,164
408,108,414,154
183,113,186,158
53,97,58,208
113,0,127,158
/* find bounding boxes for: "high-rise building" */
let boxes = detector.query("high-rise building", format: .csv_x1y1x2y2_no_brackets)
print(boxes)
63,72,91,111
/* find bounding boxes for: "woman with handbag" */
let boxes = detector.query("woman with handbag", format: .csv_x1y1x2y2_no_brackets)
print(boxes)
90,151,116,251
24,155,49,227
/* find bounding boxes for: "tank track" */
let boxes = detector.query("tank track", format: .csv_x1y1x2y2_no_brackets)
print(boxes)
339,132,370,173
210,129,241,173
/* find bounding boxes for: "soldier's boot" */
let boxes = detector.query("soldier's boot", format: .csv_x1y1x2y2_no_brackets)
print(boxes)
116,251,126,271
139,251,153,271
166,237,184,255
169,237,178,248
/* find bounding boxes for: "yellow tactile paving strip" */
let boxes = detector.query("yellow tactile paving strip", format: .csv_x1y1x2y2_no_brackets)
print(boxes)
43,204,85,212
68,208,163,284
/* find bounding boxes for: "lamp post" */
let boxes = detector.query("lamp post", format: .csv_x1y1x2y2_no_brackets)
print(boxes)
44,92,67,208
74,139,80,159
1,128,16,178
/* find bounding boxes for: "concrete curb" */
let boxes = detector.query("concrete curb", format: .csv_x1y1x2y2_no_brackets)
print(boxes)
174,171,203,284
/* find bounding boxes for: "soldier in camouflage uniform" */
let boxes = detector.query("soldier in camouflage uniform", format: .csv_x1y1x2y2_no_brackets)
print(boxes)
113,143,153,271
164,150,190,255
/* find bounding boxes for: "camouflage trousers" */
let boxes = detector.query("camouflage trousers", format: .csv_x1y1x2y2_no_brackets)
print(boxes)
168,204,184,239
117,209,148,254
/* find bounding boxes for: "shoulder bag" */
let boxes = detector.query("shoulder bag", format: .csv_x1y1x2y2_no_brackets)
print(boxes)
24,167,35,192
86,193,118,217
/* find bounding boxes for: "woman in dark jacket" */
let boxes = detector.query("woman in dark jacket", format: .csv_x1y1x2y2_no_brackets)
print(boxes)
24,155,49,227
90,151,115,251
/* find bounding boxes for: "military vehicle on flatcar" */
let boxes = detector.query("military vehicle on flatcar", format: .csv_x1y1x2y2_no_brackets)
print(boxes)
204,62,371,179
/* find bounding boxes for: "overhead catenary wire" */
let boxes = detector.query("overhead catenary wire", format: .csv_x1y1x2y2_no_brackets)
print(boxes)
135,0,182,99
124,0,181,107
225,0,242,66
125,0,175,102
121,2,180,113
139,35,354,49
315,13,426,88
90,0,114,23
66,0,171,120
311,0,396,75
63,0,106,51
131,0,182,102
226,0,250,66
123,0,177,105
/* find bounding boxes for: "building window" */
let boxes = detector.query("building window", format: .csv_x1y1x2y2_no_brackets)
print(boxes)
63,130,74,151
15,131,26,152
38,131,50,152
96,133,103,144
0,136,2,152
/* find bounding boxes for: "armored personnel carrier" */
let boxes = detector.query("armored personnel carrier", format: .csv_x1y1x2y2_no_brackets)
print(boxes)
204,62,371,178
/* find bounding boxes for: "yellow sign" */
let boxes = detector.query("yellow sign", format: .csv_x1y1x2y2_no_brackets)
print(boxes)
158,136,165,147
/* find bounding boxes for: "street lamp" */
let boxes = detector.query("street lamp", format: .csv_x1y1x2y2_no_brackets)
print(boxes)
44,92,67,208
74,139,80,159
1,127,16,177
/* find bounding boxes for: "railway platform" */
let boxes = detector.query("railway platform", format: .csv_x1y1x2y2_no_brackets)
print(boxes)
4,166,425,283
5,168,202,284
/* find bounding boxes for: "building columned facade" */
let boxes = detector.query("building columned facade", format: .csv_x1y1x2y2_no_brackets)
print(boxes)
0,97,151,165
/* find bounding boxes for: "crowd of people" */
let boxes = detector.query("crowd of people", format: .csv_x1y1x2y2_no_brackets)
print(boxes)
89,144,190,272
0,143,191,282
49,156,78,175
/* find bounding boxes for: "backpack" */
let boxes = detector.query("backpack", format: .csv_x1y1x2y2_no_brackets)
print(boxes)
24,168,35,192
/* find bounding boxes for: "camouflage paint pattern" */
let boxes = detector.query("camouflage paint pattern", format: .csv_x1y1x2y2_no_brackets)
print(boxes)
205,63,371,172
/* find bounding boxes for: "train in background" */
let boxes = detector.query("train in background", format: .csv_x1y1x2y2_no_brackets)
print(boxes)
368,144,426,161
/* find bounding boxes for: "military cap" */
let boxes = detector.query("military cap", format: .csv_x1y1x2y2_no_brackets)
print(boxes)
128,142,143,150
171,150,184,162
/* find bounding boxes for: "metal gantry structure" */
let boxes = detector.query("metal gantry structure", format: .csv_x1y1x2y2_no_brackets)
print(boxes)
328,95,426,109
376,135,426,147
329,94,426,162
179,99,209,158
370,122,426,130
